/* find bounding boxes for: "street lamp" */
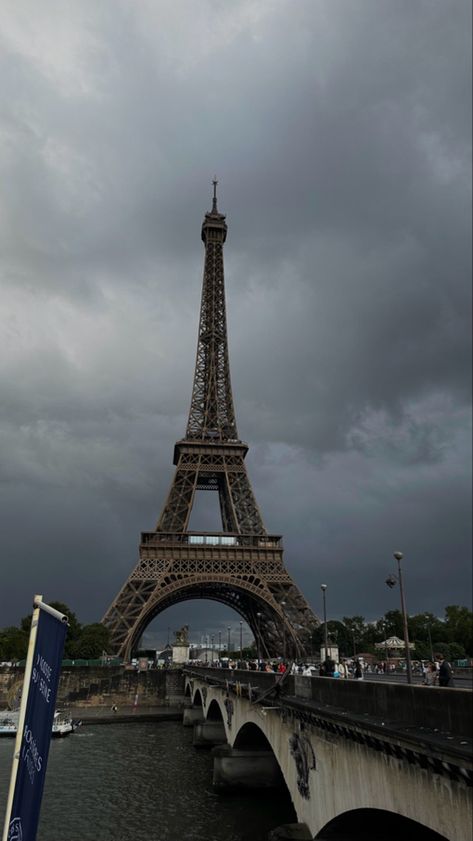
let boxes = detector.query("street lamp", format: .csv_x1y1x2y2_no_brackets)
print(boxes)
227,626,231,654
386,551,413,684
425,614,434,662
382,620,389,673
281,601,287,661
211,634,214,663
218,630,221,655
321,585,328,662
256,612,262,663
239,620,243,662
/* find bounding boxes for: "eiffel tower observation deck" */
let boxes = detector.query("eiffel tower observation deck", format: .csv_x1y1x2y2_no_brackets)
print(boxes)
102,182,319,659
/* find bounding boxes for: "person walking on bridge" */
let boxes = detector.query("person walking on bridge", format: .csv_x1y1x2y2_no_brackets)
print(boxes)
438,656,455,687
423,662,438,686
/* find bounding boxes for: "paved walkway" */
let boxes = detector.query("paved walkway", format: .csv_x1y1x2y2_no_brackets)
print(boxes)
68,705,183,725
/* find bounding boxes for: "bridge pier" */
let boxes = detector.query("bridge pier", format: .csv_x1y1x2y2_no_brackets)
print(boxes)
192,720,227,748
268,825,311,840
183,707,204,727
212,744,282,790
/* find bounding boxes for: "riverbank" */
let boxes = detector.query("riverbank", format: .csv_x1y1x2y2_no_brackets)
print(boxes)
68,705,183,725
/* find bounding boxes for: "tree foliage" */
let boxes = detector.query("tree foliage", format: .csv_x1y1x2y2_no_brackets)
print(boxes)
71,624,111,659
309,605,473,658
0,627,28,661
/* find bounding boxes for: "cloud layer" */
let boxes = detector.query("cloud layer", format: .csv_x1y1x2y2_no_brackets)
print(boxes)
1,1,471,645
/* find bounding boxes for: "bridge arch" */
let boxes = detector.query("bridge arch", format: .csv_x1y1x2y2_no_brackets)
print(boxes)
206,699,224,721
192,688,204,709
233,722,274,751
117,579,301,660
316,808,449,840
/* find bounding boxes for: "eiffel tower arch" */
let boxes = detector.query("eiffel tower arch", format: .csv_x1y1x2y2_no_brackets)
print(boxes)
102,182,319,660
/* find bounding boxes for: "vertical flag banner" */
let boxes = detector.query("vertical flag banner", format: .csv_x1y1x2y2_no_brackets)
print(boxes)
2,598,67,841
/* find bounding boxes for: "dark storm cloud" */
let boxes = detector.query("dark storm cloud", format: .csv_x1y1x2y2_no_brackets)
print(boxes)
0,1,471,636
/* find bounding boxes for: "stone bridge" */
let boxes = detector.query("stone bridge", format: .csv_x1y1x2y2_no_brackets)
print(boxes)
183,667,472,841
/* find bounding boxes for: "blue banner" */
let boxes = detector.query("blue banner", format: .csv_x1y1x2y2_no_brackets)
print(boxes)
7,608,67,841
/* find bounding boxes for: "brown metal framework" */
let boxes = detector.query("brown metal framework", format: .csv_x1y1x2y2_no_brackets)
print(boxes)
102,183,319,659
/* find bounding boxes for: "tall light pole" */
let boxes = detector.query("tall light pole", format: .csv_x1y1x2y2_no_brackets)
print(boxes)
239,620,243,662
386,551,413,684
256,612,262,663
383,620,389,673
281,601,287,661
218,630,221,655
321,584,328,662
211,634,214,663
425,614,434,662
227,626,231,654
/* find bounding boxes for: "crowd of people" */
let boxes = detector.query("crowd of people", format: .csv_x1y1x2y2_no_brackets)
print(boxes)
194,654,455,686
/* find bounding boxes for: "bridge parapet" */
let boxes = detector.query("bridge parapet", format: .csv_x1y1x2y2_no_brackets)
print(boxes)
186,667,472,737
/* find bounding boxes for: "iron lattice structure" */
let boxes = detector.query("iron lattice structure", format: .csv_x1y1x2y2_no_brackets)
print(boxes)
102,183,319,659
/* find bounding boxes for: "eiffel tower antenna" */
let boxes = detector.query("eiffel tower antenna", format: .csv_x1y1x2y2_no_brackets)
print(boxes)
102,185,319,659
212,176,218,212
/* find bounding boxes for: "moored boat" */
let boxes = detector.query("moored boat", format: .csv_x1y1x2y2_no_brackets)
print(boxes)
52,710,81,737
0,709,80,737
0,713,18,736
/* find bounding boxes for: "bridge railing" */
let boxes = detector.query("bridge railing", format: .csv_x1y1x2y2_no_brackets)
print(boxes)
184,667,472,737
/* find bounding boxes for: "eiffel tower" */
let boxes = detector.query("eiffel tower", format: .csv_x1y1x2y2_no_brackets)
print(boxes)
102,182,319,659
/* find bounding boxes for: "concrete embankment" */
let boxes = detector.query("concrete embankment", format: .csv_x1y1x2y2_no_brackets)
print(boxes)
0,666,186,712
69,705,183,725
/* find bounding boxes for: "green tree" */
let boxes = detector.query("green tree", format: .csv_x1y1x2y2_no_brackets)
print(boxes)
379,610,403,638
20,602,82,658
448,642,467,661
342,616,368,652
444,606,473,655
71,624,111,659
0,627,28,661
312,620,354,657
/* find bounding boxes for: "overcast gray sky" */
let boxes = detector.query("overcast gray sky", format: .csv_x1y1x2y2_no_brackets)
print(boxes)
1,0,471,649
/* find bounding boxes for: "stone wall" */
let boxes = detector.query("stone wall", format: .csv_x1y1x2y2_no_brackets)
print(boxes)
0,666,185,709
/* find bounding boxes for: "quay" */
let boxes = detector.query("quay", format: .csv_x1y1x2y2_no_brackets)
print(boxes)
67,705,183,725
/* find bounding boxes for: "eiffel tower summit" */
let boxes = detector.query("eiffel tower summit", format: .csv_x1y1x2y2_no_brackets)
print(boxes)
102,181,319,659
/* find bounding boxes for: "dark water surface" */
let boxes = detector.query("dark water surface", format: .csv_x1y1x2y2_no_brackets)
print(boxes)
0,721,295,841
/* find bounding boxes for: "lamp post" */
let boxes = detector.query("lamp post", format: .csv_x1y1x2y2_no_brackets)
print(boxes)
211,634,214,664
321,585,328,662
239,620,243,662
425,614,434,663
227,626,231,654
386,551,413,684
281,601,287,661
256,612,262,663
383,621,389,673
218,630,221,656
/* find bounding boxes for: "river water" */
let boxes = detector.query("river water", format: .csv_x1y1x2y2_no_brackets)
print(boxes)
0,721,295,841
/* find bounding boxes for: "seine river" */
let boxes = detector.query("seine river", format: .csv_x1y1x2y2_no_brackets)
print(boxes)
0,721,296,841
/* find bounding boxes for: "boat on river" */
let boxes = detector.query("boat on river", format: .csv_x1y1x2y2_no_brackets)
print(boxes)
0,714,18,736
0,710,80,737
52,711,81,736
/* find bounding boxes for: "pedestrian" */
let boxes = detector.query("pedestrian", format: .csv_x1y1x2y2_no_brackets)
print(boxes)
338,661,348,679
423,662,438,687
438,656,455,687
354,659,363,680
